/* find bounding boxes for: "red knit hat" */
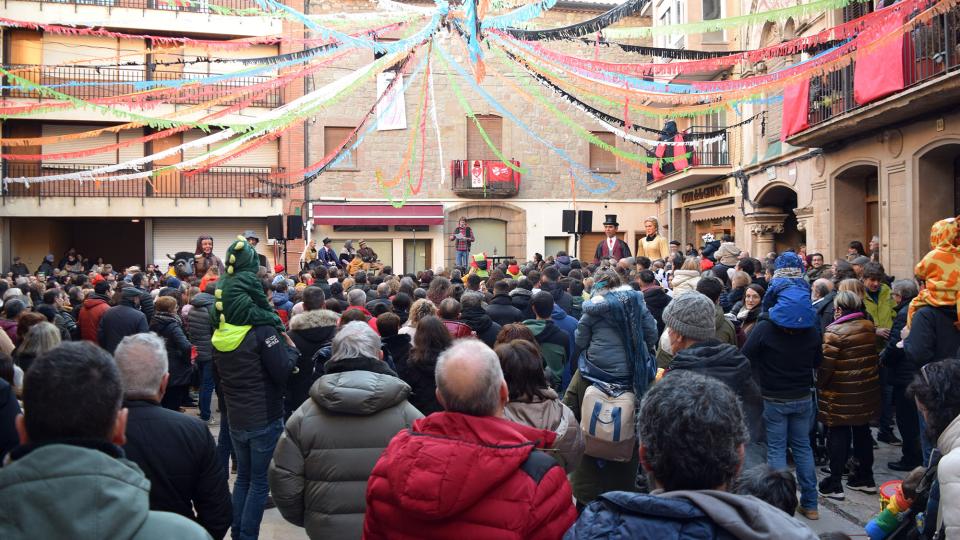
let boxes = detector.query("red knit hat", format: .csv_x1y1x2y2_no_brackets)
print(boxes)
274,264,285,273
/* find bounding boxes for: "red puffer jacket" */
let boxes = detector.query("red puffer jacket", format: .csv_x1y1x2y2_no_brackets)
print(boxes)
78,296,110,343
442,319,476,340
363,412,577,540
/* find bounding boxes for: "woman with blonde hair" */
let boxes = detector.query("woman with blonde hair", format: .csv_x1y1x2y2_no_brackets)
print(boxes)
13,321,61,373
399,298,438,339
670,256,702,296
838,278,867,299
639,216,671,261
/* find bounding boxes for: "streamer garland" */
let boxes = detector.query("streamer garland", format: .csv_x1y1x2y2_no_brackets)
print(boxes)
500,0,648,40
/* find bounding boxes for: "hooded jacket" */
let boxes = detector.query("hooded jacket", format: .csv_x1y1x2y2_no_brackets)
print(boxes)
122,399,231,539
742,318,821,401
670,270,701,296
269,357,422,540
79,294,111,343
0,442,210,540
504,389,584,474
510,288,535,321
669,341,765,451
442,319,475,340
286,309,339,413
363,412,577,540
819,313,881,427
272,291,294,317
150,312,194,388
554,255,573,276
487,293,524,326
459,306,502,348
524,319,570,390
187,292,216,363
566,490,817,540
541,281,574,316
575,289,658,387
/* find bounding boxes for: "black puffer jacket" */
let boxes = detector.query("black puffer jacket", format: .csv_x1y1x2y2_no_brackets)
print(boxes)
642,286,671,336
137,287,156,322
510,289,535,321
486,293,523,326
881,300,916,387
669,340,765,449
398,355,442,415
286,309,338,415
214,325,298,431
904,305,960,368
98,303,149,354
459,307,502,348
187,292,216,363
150,312,194,387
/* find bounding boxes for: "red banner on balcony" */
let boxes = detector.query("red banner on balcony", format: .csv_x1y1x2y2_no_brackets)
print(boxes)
312,204,444,226
854,14,908,106
781,78,810,141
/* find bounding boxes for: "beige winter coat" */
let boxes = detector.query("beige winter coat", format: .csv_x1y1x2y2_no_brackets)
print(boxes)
504,389,585,473
937,413,960,538
670,270,701,297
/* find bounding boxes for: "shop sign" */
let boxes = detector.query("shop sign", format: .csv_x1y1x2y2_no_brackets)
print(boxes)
680,179,733,206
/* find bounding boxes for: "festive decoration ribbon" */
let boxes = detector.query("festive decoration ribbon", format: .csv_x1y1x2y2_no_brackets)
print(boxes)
427,53,446,186
603,0,871,38
500,0,648,40
482,0,557,30
437,42,615,194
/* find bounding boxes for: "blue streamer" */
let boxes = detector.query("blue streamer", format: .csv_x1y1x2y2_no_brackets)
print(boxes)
437,42,615,195
482,0,558,30
464,0,483,66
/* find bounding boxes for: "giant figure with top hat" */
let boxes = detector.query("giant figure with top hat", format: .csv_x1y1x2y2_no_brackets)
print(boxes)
593,214,632,264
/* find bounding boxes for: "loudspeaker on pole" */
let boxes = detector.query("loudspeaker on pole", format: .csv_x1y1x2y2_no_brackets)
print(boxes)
561,210,576,234
577,210,593,233
286,215,304,240
267,215,284,240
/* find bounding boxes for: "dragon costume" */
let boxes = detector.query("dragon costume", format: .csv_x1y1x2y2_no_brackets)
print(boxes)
211,236,285,352
908,217,960,329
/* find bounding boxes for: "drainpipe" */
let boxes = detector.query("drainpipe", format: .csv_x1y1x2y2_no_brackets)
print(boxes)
302,0,312,242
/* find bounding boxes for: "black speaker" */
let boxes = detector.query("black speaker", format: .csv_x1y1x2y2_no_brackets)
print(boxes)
577,210,593,233
267,214,284,240
286,215,304,240
562,210,576,234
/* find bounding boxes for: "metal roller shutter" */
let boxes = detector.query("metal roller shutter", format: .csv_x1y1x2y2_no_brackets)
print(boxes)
42,124,117,166
152,218,271,271
118,128,145,164
43,35,113,66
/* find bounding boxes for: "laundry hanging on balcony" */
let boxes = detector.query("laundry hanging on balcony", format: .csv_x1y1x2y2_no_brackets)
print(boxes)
648,122,698,183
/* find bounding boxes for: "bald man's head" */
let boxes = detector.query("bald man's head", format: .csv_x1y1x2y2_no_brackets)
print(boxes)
812,278,833,301
435,339,507,417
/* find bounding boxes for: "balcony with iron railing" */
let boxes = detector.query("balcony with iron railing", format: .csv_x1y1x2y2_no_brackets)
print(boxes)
450,160,521,198
645,130,732,191
9,0,262,14
788,6,960,147
3,65,282,109
1,161,286,199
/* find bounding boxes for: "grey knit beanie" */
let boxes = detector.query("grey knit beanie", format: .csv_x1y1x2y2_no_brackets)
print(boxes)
662,292,717,341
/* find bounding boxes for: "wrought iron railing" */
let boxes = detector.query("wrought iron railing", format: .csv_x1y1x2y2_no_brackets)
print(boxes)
2,162,286,199
4,65,281,108
645,130,730,184
807,6,960,128
450,160,521,198
11,0,262,14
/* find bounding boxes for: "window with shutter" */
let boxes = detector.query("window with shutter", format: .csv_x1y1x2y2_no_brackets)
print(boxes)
325,127,359,171
590,132,618,173
466,115,502,162
41,124,117,167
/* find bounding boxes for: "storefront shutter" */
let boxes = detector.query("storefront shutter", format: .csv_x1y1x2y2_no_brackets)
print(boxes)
118,128,145,165
41,124,117,166
152,218,270,271
42,35,113,65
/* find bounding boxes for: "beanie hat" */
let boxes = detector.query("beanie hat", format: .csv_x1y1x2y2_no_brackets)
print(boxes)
165,276,182,290
94,281,111,295
274,264,285,274
662,292,717,341
775,252,804,270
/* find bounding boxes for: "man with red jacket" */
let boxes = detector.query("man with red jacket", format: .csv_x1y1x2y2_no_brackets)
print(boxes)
363,339,577,539
78,281,112,343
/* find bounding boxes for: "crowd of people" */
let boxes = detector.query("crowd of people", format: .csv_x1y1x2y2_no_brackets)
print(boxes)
0,218,959,540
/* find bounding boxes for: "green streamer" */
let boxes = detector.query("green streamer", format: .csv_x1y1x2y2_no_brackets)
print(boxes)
440,52,528,175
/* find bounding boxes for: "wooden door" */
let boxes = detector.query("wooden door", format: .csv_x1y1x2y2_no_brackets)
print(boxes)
579,232,625,263
8,31,42,86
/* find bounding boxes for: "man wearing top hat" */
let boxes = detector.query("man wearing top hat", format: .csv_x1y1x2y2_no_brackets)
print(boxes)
244,230,269,270
594,214,632,264
317,237,340,269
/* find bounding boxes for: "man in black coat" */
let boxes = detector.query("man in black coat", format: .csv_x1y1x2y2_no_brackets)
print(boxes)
116,333,232,539
286,286,338,418
486,280,523,326
459,292,502,348
510,278,536,321
540,266,574,317
98,285,149,354
188,283,217,423
638,270,670,336
883,280,922,470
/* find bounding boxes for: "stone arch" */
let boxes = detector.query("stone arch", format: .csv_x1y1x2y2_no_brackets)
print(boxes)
913,137,960,255
783,18,797,41
445,202,526,268
752,184,801,254
830,160,880,262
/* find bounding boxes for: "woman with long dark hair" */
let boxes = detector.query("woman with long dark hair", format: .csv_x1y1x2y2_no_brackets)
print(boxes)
399,315,451,415
194,234,224,279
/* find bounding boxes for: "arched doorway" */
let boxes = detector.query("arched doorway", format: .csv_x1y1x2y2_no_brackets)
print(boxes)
755,184,803,254
832,163,879,262
445,202,526,269
917,142,960,252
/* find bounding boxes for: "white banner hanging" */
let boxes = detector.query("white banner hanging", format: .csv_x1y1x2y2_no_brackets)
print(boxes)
376,71,407,131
